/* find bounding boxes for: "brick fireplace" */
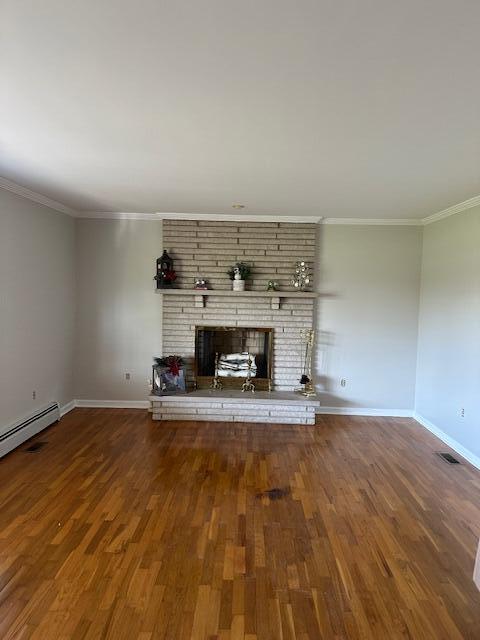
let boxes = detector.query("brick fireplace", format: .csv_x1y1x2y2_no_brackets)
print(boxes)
150,219,320,423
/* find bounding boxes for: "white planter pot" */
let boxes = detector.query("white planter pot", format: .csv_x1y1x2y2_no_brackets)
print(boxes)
232,279,245,291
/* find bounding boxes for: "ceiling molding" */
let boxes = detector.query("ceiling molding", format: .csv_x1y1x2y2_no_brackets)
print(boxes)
322,217,422,226
156,212,323,223
76,211,159,221
422,194,480,225
0,177,76,216
3,175,479,226
78,211,324,223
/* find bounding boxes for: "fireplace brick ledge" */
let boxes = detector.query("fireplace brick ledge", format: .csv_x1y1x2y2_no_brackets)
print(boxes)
149,390,320,425
155,288,317,310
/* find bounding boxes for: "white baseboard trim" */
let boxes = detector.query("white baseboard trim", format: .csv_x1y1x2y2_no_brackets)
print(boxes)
75,399,150,409
62,401,417,419
317,406,413,417
474,543,480,591
60,400,76,417
413,412,480,471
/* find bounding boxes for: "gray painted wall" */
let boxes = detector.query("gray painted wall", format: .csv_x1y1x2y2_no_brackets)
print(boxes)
73,219,423,411
316,225,423,410
74,219,162,401
0,189,75,430
4,202,477,463
415,208,480,459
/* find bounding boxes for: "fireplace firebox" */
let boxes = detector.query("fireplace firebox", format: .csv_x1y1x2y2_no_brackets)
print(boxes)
194,327,273,391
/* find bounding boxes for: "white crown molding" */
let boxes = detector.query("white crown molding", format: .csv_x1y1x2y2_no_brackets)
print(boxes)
3,175,479,225
0,177,76,216
156,212,323,223
76,211,159,221
422,194,480,225
322,217,422,226
77,211,323,223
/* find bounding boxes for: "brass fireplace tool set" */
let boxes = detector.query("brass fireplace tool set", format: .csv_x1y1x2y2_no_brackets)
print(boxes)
295,328,316,397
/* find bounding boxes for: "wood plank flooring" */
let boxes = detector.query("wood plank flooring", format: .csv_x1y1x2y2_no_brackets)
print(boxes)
0,409,479,639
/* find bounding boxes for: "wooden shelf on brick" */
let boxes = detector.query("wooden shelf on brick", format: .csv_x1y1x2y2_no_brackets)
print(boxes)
155,288,317,309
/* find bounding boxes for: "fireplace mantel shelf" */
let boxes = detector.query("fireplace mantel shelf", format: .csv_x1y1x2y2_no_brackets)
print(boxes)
155,288,317,309
155,289,317,297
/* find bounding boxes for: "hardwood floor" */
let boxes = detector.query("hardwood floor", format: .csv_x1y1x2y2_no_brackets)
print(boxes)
0,410,479,639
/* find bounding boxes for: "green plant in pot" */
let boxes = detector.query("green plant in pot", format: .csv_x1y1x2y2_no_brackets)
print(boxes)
228,262,251,292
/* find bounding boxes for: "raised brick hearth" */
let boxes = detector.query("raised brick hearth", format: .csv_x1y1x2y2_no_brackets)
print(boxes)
150,390,320,424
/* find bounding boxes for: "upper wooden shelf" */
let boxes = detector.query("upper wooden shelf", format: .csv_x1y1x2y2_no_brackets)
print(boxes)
155,289,317,298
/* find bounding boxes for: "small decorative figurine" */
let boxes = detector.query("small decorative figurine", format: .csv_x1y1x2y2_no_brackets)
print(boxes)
266,279,278,291
194,277,209,290
154,250,177,288
228,262,251,292
291,261,312,291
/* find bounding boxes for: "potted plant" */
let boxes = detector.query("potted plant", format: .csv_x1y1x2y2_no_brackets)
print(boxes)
227,262,251,291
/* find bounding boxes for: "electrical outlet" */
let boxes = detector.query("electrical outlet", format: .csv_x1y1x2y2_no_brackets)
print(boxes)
32,390,36,400
340,378,346,387
125,373,131,381
460,407,465,418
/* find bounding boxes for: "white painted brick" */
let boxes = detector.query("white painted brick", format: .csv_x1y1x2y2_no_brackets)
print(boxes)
233,416,308,424
197,220,240,227
158,406,199,414
239,222,279,229
268,410,308,417
198,407,271,417
161,219,315,392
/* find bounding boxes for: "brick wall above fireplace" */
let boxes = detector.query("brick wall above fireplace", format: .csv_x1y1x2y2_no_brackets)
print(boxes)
163,219,317,291
159,219,317,392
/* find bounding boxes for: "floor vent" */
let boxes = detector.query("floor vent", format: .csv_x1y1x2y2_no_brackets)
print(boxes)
437,452,461,464
0,402,60,458
25,441,47,453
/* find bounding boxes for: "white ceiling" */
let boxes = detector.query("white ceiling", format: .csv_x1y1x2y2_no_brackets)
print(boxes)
1,1,480,219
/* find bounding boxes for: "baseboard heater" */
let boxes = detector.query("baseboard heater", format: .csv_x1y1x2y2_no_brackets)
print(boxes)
0,402,60,458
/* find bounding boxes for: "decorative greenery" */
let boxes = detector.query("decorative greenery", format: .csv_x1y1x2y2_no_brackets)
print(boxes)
227,262,251,281
154,355,184,376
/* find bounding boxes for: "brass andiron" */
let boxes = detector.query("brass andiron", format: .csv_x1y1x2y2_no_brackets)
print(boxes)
296,329,316,397
241,356,256,393
210,352,223,391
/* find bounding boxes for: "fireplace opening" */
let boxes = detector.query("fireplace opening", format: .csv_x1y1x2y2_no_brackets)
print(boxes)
194,327,273,390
